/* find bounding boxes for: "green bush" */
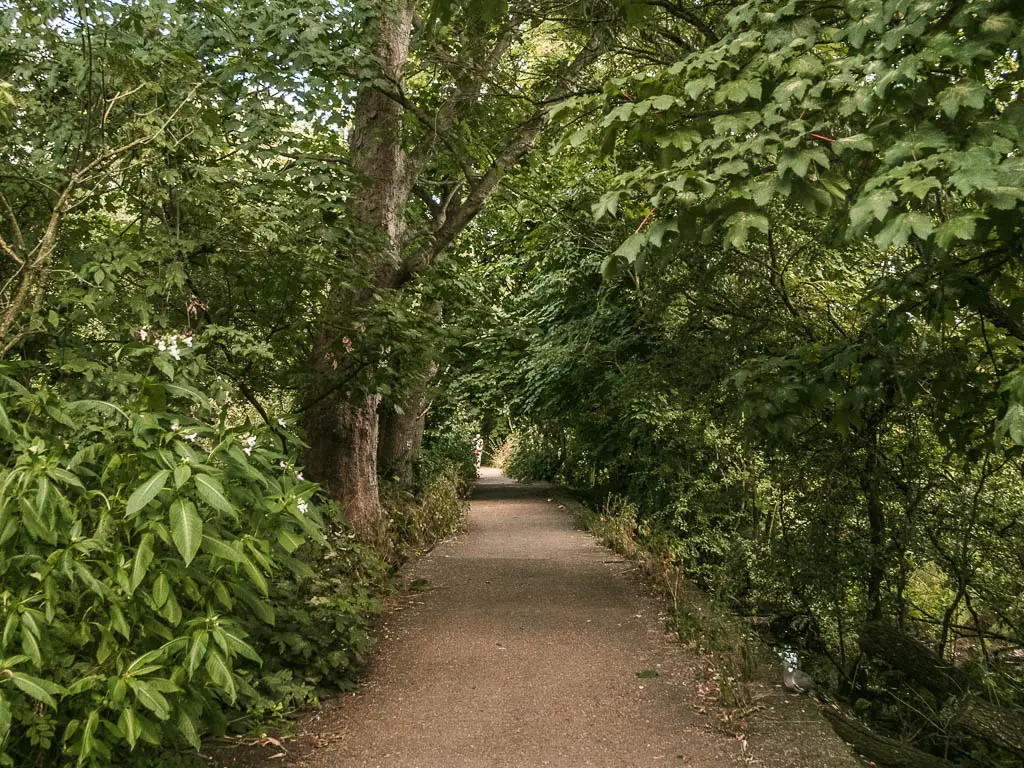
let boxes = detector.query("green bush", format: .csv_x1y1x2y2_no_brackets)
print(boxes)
243,516,388,722
420,412,477,489
382,465,468,559
0,340,381,766
503,429,563,482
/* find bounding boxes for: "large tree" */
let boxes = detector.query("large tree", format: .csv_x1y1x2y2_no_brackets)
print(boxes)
302,0,624,542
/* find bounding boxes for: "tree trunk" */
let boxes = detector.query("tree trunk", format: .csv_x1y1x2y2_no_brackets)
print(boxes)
858,621,967,700
304,6,609,543
304,0,413,544
859,410,891,622
305,391,385,543
954,695,1024,759
378,365,433,487
822,709,955,768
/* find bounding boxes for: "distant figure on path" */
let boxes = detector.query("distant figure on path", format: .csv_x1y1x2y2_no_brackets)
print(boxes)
473,433,484,470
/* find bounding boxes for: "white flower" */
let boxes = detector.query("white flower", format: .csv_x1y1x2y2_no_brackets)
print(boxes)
297,501,309,515
183,335,194,348
243,447,252,456
279,461,288,469
246,435,257,447
183,432,197,442
157,340,166,352
277,418,287,428
170,422,180,431
138,327,149,341
295,472,304,481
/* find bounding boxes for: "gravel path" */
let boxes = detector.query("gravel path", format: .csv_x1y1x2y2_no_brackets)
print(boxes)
284,469,858,768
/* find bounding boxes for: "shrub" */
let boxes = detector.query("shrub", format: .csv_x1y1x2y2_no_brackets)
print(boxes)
503,429,563,482
0,339,379,766
382,465,468,559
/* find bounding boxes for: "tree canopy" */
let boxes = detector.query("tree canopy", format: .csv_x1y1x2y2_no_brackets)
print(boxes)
2,0,1023,765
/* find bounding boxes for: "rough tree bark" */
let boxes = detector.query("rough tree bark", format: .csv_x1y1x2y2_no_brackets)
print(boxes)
304,0,414,544
378,361,436,487
822,709,955,768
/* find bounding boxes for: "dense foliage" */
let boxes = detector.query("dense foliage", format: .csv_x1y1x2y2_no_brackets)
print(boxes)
0,0,468,764
448,2,1024,765
4,0,1024,765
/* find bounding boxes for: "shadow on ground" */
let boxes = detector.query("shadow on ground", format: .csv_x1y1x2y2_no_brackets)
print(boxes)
467,478,547,502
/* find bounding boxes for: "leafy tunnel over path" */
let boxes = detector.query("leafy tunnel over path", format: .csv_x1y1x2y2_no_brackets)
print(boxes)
2,0,1024,766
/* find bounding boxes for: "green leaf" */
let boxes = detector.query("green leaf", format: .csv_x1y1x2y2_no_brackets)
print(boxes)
218,628,261,664
204,650,237,703
236,586,275,626
10,672,63,708
78,710,99,765
874,212,934,250
936,81,987,119
898,176,941,200
20,497,56,544
164,382,207,404
935,214,983,248
613,232,646,264
119,708,141,750
159,591,183,626
0,400,11,437
193,473,237,519
646,94,676,111
110,603,131,641
21,623,42,668
202,534,245,562
0,697,10,746
65,675,101,696
684,74,715,100
2,614,19,649
177,709,202,751
152,355,175,380
277,530,304,554
66,399,130,420
723,211,769,250
151,574,170,609
831,134,874,156
126,470,170,518
777,147,829,179
715,78,761,104
173,463,192,489
241,554,269,596
636,669,659,678
591,191,620,221
129,679,171,720
130,534,155,594
187,631,209,677
170,498,202,566
47,467,85,489
849,188,897,233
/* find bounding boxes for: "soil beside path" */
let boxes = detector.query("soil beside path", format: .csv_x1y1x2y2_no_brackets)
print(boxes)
247,469,859,768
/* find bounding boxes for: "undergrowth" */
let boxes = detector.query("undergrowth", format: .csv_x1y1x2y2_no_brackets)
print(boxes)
571,492,770,710
382,465,469,563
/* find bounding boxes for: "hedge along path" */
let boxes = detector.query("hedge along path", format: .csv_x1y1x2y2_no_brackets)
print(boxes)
287,468,857,768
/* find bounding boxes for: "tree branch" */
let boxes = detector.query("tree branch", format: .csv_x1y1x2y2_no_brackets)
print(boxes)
399,25,615,281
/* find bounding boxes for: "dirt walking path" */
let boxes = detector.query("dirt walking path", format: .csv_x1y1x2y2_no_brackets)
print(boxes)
278,469,858,768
